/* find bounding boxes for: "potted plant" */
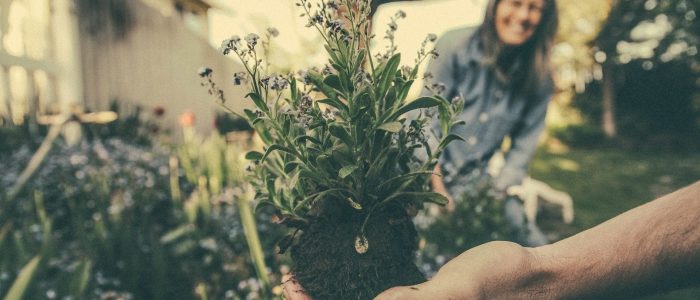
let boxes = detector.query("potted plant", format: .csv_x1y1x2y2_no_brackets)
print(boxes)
200,0,465,298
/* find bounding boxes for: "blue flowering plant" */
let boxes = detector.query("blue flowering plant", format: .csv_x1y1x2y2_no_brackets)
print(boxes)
200,0,465,298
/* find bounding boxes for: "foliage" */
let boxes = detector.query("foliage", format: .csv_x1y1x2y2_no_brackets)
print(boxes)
202,0,464,250
84,101,169,146
416,178,517,276
550,123,606,148
0,130,283,299
571,0,700,143
214,112,254,134
551,0,611,91
595,0,698,68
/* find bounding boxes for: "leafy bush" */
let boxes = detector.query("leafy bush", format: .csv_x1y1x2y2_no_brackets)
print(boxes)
550,124,605,148
0,132,282,299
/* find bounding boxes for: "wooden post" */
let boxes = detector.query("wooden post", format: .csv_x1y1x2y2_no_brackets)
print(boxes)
51,0,84,113
0,65,12,124
601,65,617,138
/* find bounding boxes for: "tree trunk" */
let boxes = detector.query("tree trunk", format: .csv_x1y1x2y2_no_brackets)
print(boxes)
602,65,617,138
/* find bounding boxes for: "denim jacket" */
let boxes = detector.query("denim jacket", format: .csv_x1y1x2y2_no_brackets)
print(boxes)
424,27,552,195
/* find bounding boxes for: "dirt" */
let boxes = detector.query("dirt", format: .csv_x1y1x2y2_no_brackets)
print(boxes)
290,203,425,299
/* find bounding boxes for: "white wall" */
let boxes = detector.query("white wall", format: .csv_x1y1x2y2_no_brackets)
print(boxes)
80,0,246,133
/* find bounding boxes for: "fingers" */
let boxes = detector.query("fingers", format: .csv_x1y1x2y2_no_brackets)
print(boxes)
282,274,311,300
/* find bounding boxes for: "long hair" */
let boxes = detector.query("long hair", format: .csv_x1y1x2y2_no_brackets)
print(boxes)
477,0,558,96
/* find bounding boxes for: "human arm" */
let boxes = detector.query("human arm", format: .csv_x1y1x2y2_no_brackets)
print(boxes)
375,180,700,299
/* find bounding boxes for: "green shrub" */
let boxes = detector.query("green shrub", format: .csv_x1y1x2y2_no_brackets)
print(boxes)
550,124,606,148
0,135,282,299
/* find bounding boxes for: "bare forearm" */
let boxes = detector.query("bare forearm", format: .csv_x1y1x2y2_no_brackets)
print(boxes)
376,182,700,300
532,181,700,299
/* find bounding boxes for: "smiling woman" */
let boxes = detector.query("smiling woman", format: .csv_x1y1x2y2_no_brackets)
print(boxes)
427,0,559,247
494,0,545,46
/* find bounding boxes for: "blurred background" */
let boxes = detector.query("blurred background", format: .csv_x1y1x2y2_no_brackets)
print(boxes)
0,0,698,299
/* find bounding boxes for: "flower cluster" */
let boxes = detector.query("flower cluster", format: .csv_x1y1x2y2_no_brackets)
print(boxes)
260,73,289,91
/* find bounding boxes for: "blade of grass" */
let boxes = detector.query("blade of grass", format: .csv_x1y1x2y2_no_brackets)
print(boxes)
4,256,41,300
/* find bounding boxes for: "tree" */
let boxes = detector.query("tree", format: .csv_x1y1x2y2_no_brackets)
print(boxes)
593,0,699,138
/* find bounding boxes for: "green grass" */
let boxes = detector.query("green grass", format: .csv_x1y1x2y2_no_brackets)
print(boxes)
530,147,700,299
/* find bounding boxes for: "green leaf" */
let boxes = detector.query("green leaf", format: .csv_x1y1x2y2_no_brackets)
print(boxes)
290,78,298,106
382,191,449,206
253,198,274,214
315,154,335,175
397,79,414,101
284,161,301,173
338,165,358,179
452,120,466,127
324,75,343,92
160,224,194,244
293,188,349,212
246,92,268,112
295,135,322,145
387,96,442,121
353,49,366,74
243,109,258,122
345,197,363,210
439,103,451,134
252,116,269,126
245,151,264,161
318,98,349,113
376,171,436,191
71,259,92,297
379,54,401,97
5,256,41,300
266,176,277,206
324,45,340,63
376,121,402,133
438,134,465,150
329,124,354,147
261,144,297,162
308,72,337,99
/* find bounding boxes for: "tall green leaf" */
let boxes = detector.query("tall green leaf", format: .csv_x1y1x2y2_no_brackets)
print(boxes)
4,256,41,300
386,96,443,122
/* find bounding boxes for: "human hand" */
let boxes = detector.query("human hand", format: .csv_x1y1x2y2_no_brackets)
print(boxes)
282,274,311,300
374,241,536,300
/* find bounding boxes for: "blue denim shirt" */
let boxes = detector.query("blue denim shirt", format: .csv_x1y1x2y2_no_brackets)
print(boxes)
424,27,552,195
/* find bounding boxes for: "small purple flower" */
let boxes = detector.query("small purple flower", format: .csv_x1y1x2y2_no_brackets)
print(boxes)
245,33,260,48
219,35,241,55
197,67,213,78
267,27,279,37
427,33,438,42
326,0,339,10
326,19,343,33
232,72,247,85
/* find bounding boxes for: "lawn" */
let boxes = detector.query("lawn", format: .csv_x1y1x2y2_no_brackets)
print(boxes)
530,147,700,299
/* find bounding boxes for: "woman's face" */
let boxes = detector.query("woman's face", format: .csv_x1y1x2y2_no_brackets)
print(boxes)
494,0,545,46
